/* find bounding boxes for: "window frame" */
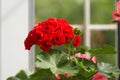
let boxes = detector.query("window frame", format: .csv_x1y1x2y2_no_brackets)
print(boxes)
84,0,119,79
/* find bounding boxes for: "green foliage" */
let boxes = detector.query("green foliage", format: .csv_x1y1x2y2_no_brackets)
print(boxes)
15,70,28,79
72,58,97,79
74,28,82,35
97,62,120,78
7,44,119,80
7,77,20,80
36,52,79,75
7,70,28,80
7,69,56,80
88,44,116,56
75,46,89,53
27,69,56,80
78,59,96,72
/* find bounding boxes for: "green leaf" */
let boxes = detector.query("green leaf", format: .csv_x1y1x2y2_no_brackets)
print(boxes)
97,62,120,78
15,70,28,80
7,77,20,80
27,69,56,80
74,28,82,35
70,57,97,79
74,46,89,53
7,69,56,80
35,52,79,75
88,44,116,55
77,59,97,78
7,70,28,80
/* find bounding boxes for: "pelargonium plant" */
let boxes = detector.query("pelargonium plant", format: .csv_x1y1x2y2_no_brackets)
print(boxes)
7,18,120,80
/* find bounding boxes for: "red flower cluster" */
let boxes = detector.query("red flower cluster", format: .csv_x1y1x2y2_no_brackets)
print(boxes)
112,0,120,22
24,18,81,51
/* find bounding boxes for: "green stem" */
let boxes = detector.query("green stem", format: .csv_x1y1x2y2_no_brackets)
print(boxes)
68,36,75,58
68,46,71,59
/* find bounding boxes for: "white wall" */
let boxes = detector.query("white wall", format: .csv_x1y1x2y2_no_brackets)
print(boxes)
1,0,30,79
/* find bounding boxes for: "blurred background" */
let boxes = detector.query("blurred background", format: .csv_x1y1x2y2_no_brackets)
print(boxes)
35,0,116,65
